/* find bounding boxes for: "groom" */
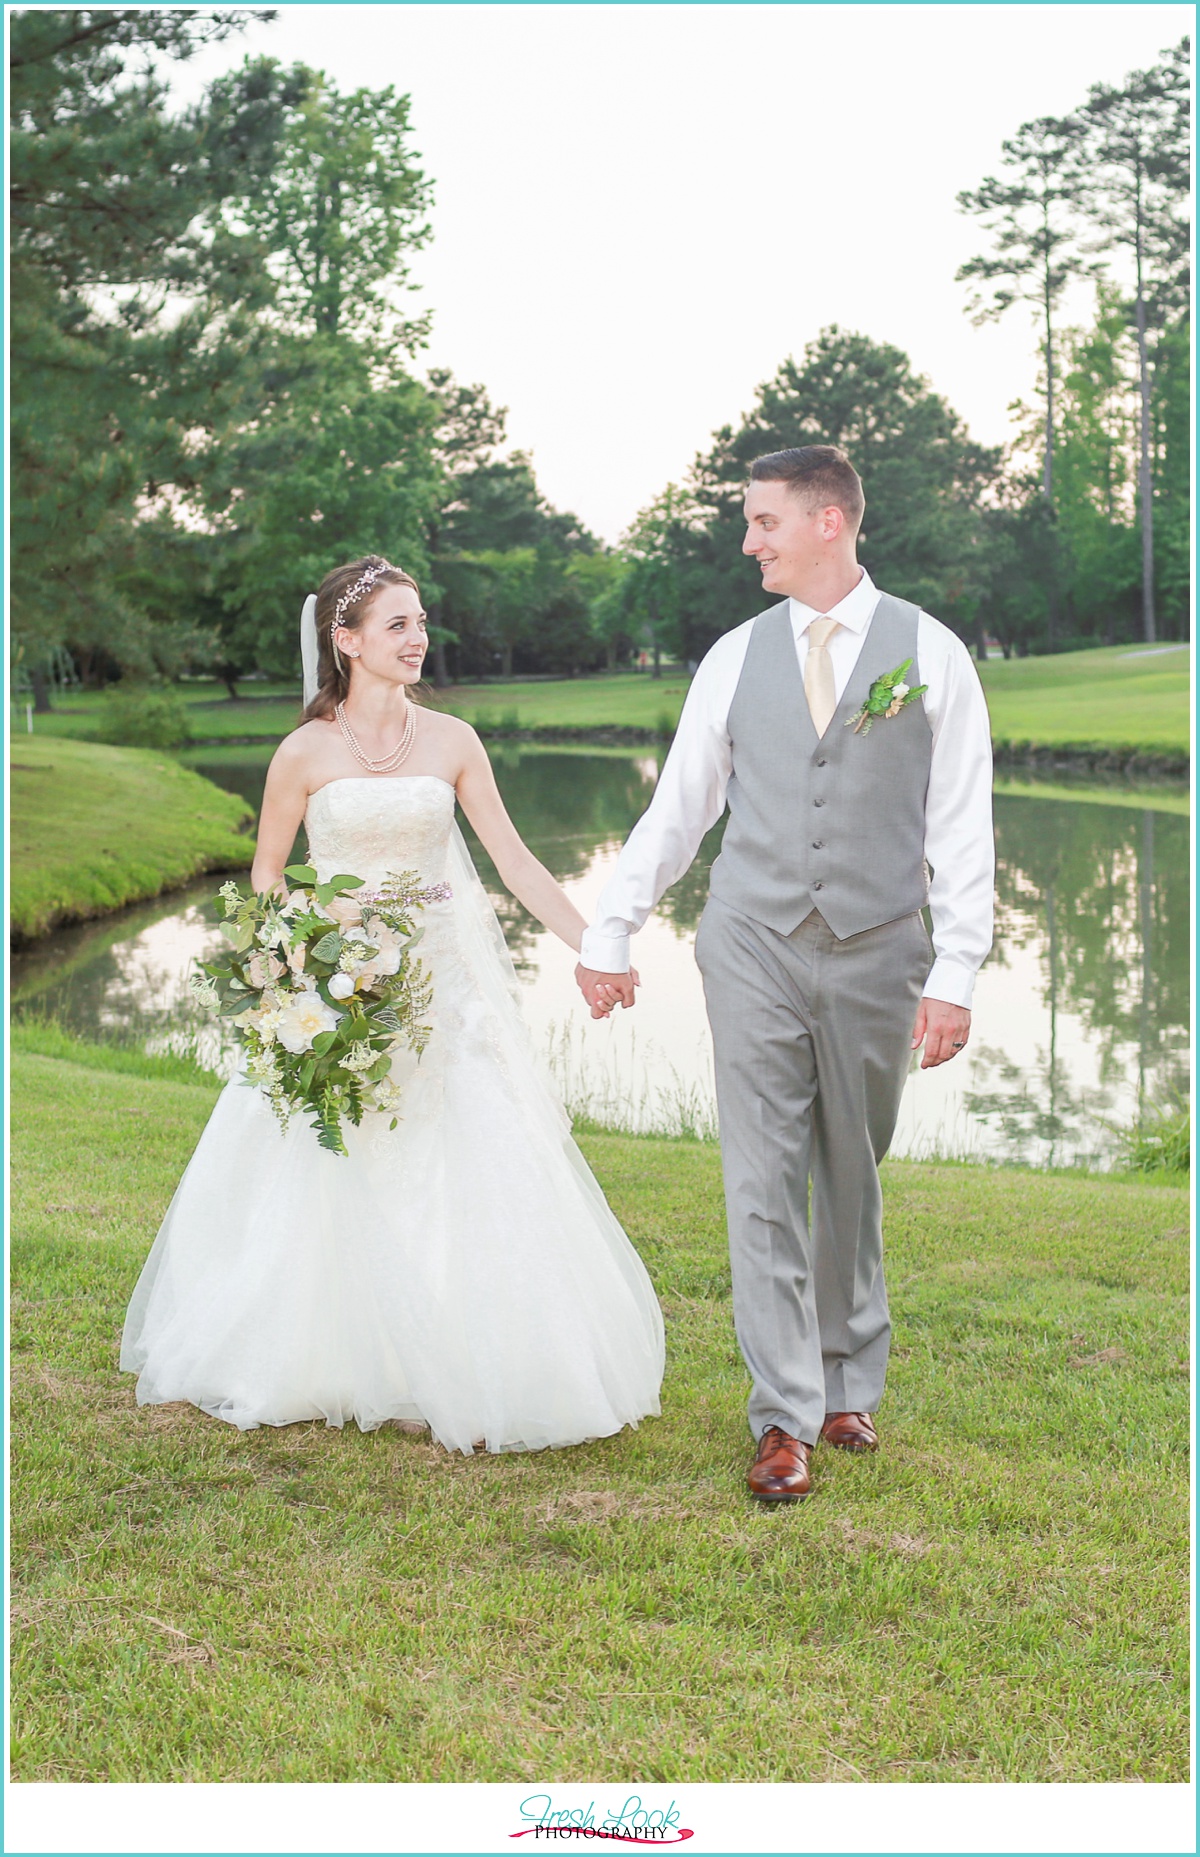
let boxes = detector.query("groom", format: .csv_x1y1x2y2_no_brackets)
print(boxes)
575,446,994,1500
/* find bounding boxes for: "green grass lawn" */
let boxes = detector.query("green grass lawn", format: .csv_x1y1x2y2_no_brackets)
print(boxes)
16,686,305,745
9,739,255,941
23,642,1190,756
978,643,1191,754
10,1032,1188,1782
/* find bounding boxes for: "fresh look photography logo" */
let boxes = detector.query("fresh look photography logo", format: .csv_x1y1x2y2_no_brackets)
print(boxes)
511,1795,693,1843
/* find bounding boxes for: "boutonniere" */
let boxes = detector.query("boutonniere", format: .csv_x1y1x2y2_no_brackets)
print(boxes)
846,658,928,735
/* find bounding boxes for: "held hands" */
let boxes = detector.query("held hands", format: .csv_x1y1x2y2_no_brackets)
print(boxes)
575,964,640,1020
911,997,971,1069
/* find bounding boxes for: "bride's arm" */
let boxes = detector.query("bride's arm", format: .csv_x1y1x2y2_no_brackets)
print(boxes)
453,731,588,953
251,736,311,895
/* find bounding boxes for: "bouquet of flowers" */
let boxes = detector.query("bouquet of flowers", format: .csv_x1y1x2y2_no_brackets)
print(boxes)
190,862,451,1154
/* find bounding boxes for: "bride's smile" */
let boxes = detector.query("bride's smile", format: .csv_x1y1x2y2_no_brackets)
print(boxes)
335,582,429,690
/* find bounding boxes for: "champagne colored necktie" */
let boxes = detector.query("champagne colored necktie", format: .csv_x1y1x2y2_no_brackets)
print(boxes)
804,617,841,736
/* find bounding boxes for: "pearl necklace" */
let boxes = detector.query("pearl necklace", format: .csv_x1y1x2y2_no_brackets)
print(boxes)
335,700,417,774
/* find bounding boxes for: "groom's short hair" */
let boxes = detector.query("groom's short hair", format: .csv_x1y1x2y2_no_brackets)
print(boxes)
750,447,865,534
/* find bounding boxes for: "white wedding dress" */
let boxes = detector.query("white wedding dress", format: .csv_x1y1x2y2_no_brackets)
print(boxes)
120,776,665,1453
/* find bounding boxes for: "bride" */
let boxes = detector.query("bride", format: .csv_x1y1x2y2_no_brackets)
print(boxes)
120,556,665,1453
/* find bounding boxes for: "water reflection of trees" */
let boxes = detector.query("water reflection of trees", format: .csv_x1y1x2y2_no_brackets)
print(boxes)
991,798,1189,1072
966,800,1189,1163
460,750,664,969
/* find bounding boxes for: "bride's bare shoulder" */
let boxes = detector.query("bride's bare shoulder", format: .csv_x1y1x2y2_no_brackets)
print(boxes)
268,717,338,778
416,703,483,753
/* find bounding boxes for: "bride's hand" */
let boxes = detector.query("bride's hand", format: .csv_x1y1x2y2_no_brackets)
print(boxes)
575,965,639,1020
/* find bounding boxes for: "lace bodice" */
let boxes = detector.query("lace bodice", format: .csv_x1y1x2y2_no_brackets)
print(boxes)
304,776,456,887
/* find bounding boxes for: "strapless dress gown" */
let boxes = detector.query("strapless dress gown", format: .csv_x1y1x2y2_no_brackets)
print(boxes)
120,776,665,1453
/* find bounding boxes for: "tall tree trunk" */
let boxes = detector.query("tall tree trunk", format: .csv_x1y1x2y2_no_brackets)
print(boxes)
30,665,51,713
426,597,450,688
1042,267,1055,505
502,642,513,678
1133,259,1156,644
651,638,661,680
1042,261,1058,649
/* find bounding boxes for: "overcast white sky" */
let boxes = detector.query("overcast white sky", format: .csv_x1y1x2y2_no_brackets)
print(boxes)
166,2,1189,542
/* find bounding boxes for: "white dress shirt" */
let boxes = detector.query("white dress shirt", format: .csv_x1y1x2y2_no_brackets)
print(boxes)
580,569,994,1009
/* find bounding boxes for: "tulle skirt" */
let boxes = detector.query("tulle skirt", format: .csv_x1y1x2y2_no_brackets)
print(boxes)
120,880,665,1454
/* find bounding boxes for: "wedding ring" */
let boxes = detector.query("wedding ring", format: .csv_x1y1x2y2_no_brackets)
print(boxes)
951,1040,965,1048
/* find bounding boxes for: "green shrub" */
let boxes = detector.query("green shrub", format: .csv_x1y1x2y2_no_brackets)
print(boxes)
1121,1101,1190,1176
655,709,676,740
499,706,520,734
93,679,193,750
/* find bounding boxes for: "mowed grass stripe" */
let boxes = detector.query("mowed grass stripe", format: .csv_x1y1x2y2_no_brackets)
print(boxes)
29,643,1191,754
10,1047,1189,1782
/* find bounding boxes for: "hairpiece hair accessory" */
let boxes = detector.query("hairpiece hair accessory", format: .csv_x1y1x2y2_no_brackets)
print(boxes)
331,559,396,636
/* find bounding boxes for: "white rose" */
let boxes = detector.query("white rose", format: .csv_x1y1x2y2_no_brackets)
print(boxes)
892,681,910,701
328,972,355,999
274,992,341,1055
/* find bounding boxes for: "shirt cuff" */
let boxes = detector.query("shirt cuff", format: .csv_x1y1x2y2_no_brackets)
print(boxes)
579,928,631,974
922,957,978,1010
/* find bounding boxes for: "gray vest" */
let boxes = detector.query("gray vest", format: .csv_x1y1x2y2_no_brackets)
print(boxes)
708,592,932,939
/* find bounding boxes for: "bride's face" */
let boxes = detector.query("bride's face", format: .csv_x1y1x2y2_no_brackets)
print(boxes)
342,583,428,689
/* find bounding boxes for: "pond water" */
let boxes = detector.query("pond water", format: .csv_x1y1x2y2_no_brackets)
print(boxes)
12,745,1190,1168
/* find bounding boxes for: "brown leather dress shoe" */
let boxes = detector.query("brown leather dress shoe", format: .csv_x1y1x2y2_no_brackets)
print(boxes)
820,1411,878,1452
747,1426,812,1501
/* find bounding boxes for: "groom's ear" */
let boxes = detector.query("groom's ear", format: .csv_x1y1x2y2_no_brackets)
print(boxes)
814,502,847,543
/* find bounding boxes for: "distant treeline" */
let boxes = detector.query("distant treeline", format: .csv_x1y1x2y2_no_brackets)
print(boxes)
10,12,1189,706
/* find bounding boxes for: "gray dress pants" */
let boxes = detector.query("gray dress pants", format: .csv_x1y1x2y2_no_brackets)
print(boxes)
694,897,933,1446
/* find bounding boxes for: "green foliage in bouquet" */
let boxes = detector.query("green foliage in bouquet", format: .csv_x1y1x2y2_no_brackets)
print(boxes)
846,658,929,736
191,862,451,1154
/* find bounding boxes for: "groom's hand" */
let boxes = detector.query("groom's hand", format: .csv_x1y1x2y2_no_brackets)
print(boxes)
912,998,971,1069
575,964,638,1020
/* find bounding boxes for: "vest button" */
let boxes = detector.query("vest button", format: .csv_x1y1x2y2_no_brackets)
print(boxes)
812,841,824,849
814,798,825,807
812,881,824,891
816,757,828,767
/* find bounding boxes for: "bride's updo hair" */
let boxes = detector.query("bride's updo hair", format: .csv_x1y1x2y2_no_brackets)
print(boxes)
303,556,422,722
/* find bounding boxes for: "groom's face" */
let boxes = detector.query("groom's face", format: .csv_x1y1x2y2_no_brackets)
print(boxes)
742,480,831,597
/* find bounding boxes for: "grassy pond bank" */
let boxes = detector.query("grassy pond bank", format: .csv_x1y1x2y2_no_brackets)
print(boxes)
10,738,254,942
